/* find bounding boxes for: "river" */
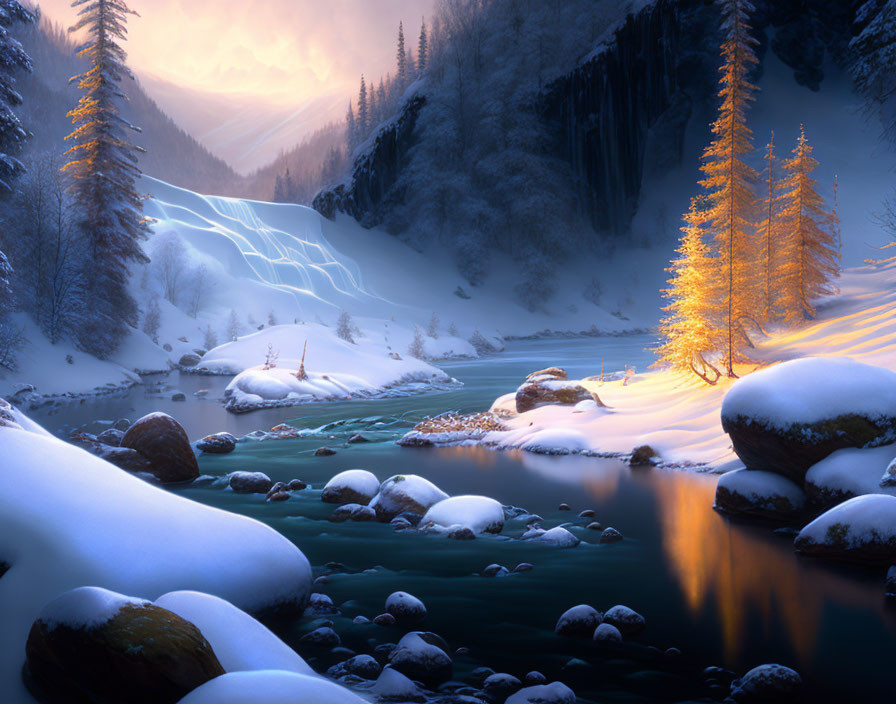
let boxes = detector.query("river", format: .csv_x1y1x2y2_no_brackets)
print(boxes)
32,336,896,703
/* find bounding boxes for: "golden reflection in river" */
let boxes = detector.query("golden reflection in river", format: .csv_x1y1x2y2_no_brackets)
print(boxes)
648,471,822,664
434,445,506,469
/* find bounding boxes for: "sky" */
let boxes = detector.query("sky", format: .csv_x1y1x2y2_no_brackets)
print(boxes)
34,0,436,105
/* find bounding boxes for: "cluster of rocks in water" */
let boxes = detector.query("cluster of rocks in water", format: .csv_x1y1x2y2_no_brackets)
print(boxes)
715,357,896,592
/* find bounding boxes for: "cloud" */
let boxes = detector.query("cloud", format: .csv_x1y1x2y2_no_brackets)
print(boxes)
34,0,435,103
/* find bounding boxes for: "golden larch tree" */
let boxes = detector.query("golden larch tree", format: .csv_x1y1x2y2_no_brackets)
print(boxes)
654,200,721,385
698,0,760,376
776,126,841,322
757,132,779,321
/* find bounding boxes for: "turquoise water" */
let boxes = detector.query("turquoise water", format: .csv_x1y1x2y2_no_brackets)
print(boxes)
33,337,896,703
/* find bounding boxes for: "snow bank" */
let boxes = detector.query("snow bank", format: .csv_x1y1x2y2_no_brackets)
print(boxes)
421,496,505,534
0,419,312,704
154,591,315,677
176,670,367,704
721,357,896,430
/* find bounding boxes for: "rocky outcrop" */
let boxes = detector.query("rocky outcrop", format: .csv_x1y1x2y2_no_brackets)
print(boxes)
313,95,426,227
516,379,596,414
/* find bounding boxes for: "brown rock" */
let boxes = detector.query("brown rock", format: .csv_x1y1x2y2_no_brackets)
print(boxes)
121,413,199,483
24,602,224,704
515,380,595,414
526,367,568,382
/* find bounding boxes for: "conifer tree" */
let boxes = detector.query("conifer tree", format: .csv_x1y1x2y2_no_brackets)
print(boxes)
757,132,778,320
358,75,369,136
396,21,408,87
377,80,387,121
417,18,428,74
654,200,721,385
345,100,357,152
776,126,840,322
0,1,33,192
698,0,760,376
63,0,150,357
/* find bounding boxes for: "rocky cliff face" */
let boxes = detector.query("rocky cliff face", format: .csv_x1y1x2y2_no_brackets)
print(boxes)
313,95,425,227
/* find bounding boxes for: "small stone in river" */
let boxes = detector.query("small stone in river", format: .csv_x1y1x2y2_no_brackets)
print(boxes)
447,525,476,540
351,505,377,522
229,471,274,494
525,671,546,685
729,664,802,703
171,392,187,402
586,522,603,531
558,503,571,511
113,418,130,431
307,593,336,613
388,631,453,685
470,667,495,684
599,527,623,544
483,673,522,700
330,653,381,679
630,444,658,466
353,615,370,625
533,526,580,548
555,604,602,637
299,626,340,647
96,428,124,446
886,566,896,598
266,491,290,502
386,591,427,625
314,575,331,585
481,563,510,578
578,509,595,518
513,562,533,573
455,646,469,656
196,432,237,454
664,647,682,659
391,517,413,530
592,623,622,642
265,482,287,499
348,433,371,444
288,478,307,491
373,613,396,627
603,605,645,637
315,447,338,456
329,505,358,523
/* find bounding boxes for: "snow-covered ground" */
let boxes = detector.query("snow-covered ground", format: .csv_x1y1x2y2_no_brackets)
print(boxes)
0,411,312,704
417,258,896,469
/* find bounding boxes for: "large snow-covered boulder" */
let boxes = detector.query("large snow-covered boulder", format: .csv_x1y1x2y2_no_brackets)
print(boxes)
321,469,380,505
154,591,315,677
385,591,427,626
421,495,505,534
714,469,806,520
721,358,896,483
176,670,368,704
506,681,577,704
369,475,449,520
804,444,896,507
794,495,896,564
24,587,224,704
516,378,595,414
0,420,313,703
729,663,802,703
121,412,200,483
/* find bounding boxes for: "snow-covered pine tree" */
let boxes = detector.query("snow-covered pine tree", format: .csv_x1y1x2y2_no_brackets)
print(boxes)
698,0,760,376
757,132,779,321
376,80,387,123
427,312,439,338
417,19,428,75
653,200,720,385
776,126,840,322
63,0,151,358
397,21,408,88
336,309,355,344
227,308,241,341
358,75,369,137
0,1,33,192
408,325,426,359
203,323,217,351
282,168,296,202
142,297,160,344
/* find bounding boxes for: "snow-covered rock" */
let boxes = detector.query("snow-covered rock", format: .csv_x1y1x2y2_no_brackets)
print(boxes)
554,605,602,638
387,631,453,684
531,526,580,548
804,444,896,507
369,475,449,520
721,358,896,483
420,495,505,534
729,664,802,703
592,623,623,643
371,666,423,701
602,605,645,637
176,670,368,704
229,471,274,494
26,587,224,704
385,591,427,626
482,672,523,700
0,418,313,704
505,681,577,704
516,378,595,414
714,469,806,519
154,591,314,677
321,469,380,505
196,433,237,454
327,654,381,680
795,494,896,563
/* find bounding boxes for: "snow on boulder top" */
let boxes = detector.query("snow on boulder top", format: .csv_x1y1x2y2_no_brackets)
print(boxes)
795,494,896,555
506,681,577,704
370,475,449,518
175,670,368,704
721,357,896,429
321,469,380,505
39,587,149,632
421,495,505,534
